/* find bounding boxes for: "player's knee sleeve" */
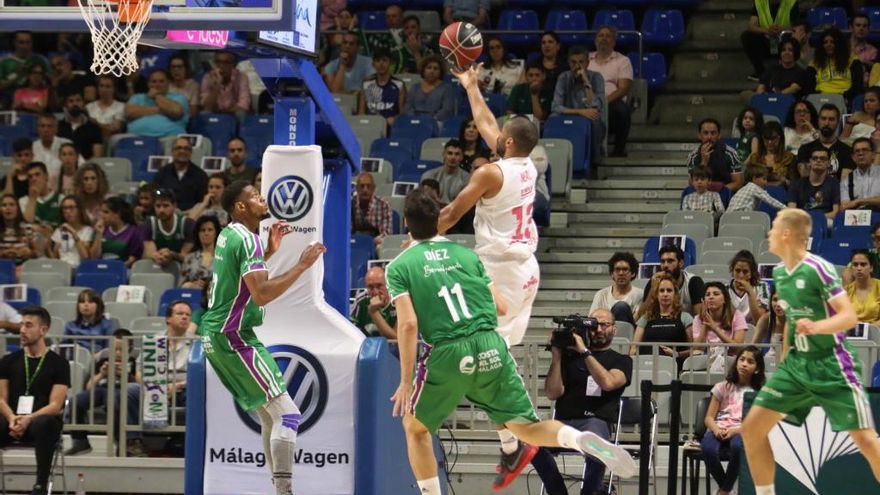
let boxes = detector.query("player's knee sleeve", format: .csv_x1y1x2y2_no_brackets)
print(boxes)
262,392,300,444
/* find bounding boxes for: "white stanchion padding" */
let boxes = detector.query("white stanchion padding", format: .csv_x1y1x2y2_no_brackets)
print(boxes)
202,145,364,494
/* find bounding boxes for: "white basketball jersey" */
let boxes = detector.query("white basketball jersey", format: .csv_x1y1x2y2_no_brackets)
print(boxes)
474,157,538,261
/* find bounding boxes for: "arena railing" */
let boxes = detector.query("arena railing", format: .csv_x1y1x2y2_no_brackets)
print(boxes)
55,334,197,457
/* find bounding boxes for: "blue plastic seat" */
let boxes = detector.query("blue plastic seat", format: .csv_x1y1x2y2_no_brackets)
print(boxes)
357,10,386,30
642,236,697,266
592,9,637,46
350,234,376,260
543,116,591,176
113,136,162,177
628,52,667,90
396,159,442,183
439,116,467,138
74,273,123,294
862,7,880,43
545,10,589,46
189,113,237,155
370,138,415,161
390,117,437,152
0,259,14,284
807,7,849,30
5,288,41,310
371,150,412,171
350,247,372,288
77,259,127,282
808,211,828,241
852,93,865,114
749,93,796,125
642,9,685,47
497,10,540,49
818,239,865,266
831,212,880,241
757,185,788,221
158,288,204,316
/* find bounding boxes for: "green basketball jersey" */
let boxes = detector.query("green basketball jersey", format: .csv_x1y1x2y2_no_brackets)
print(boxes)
385,237,498,345
147,213,190,252
199,223,267,335
773,253,847,354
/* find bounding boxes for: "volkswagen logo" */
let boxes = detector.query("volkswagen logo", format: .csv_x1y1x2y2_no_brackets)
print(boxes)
235,345,328,435
268,175,313,222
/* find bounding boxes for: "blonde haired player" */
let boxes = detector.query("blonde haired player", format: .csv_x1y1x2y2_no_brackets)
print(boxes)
742,208,880,495
441,63,541,490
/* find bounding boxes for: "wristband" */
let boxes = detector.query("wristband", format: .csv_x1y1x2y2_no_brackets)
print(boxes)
579,349,592,360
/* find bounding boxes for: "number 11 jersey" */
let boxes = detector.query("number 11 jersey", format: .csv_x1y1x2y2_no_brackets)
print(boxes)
385,238,498,345
474,157,538,262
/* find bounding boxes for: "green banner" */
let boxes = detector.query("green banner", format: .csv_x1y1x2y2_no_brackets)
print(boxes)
738,391,880,494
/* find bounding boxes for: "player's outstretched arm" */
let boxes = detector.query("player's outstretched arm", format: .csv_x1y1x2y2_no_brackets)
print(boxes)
391,294,419,417
243,243,326,306
437,164,502,233
452,64,501,153
795,293,858,336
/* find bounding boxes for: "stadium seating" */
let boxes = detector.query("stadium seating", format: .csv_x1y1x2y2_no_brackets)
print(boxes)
129,273,175,306
643,236,697,266
543,116,590,176
749,93,795,124
105,302,149,329
158,288,204,316
592,9,637,46
390,117,437,152
641,9,685,47
497,10,540,49
113,136,162,180
20,273,68,300
396,159,441,183
819,238,868,266
5,287,41,310
718,224,769,252
719,211,771,232
545,10,589,46
806,93,846,121
189,113,237,155
94,157,133,183
438,116,466,138
351,234,376,260
45,286,89,303
104,287,154,316
663,210,714,237
807,7,849,30
356,10,386,30
701,237,753,256
662,223,711,252
628,52,667,90
370,138,415,161
862,6,880,43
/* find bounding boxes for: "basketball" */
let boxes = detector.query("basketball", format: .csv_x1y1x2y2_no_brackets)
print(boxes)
438,22,483,70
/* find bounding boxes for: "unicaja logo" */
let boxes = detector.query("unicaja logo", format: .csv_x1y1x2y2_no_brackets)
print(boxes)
459,356,476,375
268,175,313,222
235,345,328,434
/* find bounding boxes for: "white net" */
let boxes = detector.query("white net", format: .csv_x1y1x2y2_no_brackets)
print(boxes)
77,0,154,77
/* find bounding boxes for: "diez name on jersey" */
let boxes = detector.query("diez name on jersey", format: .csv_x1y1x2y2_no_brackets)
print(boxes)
424,249,449,261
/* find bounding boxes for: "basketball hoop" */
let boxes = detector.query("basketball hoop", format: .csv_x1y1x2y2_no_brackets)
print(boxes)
77,0,153,77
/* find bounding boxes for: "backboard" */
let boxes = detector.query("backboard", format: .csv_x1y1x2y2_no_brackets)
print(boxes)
0,0,305,34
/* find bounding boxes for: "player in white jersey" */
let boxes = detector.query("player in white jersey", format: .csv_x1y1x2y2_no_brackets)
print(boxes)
439,63,543,490
440,67,541,349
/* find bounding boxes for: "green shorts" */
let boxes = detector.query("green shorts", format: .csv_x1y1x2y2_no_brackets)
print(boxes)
409,330,539,433
753,348,874,432
201,328,287,412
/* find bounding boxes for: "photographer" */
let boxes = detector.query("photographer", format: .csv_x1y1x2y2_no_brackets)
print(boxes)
532,309,633,495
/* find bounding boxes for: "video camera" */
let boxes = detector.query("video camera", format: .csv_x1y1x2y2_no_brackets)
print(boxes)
548,314,598,350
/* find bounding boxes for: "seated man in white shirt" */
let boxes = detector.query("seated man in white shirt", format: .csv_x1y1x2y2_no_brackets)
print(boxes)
589,252,643,326
840,137,880,211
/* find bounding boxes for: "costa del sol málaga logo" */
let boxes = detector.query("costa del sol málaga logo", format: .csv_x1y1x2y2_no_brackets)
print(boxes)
268,175,313,222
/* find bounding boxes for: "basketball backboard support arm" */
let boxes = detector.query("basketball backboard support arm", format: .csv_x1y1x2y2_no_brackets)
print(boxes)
249,56,361,317
0,0,293,31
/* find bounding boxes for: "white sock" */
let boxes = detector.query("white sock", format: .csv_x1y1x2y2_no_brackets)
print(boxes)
556,425,582,450
497,428,519,454
755,485,776,495
417,477,442,495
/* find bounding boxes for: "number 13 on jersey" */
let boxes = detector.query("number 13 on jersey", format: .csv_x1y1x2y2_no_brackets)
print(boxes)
512,204,534,242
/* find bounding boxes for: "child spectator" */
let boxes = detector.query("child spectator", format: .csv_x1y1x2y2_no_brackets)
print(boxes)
63,289,115,353
682,169,725,218
734,107,763,164
701,346,765,495
726,165,786,212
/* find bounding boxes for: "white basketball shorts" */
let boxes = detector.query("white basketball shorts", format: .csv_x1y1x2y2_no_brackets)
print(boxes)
481,255,540,347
